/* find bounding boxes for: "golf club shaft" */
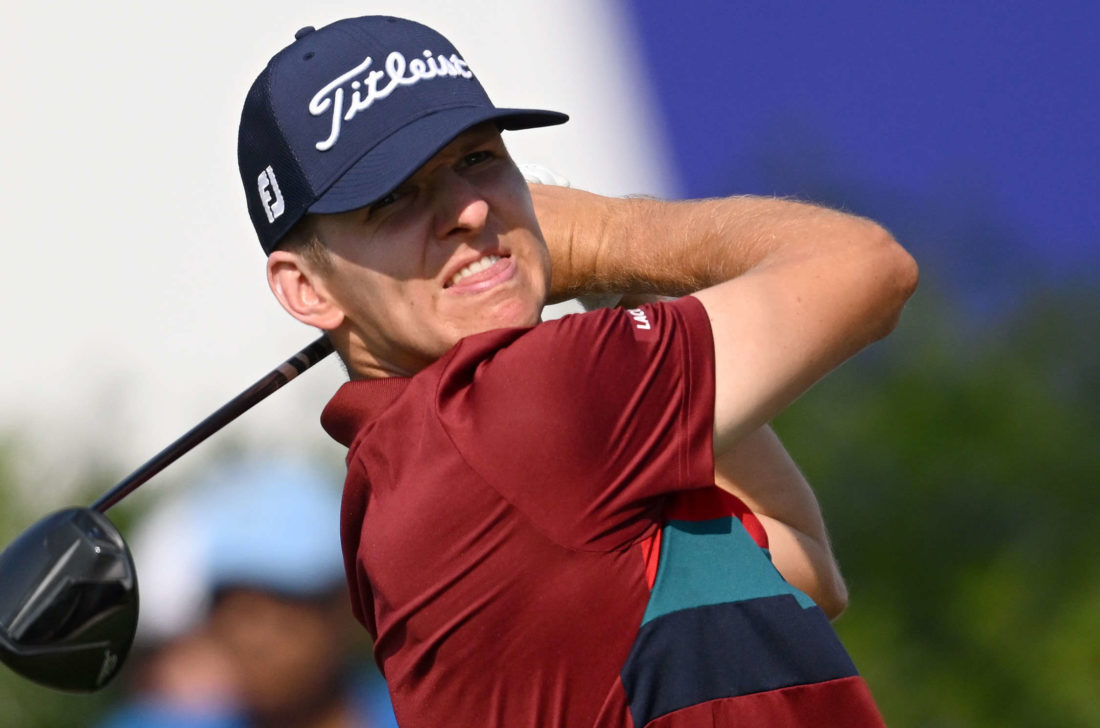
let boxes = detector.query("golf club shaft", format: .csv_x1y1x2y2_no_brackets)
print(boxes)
91,336,335,513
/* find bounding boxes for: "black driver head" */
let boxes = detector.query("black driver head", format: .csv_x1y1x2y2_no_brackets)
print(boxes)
0,507,138,692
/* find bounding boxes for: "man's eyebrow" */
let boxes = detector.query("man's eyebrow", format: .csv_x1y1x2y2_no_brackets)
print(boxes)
458,123,502,145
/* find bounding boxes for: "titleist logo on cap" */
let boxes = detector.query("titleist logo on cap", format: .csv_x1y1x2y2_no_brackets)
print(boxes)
310,50,475,152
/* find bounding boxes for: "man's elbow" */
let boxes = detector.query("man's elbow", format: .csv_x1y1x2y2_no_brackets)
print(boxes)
818,575,850,621
860,223,919,342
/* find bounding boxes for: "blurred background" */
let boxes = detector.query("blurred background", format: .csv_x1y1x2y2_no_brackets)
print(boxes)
90,457,397,728
1,1,1096,726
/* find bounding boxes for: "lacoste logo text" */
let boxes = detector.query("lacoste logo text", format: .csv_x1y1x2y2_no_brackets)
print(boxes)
628,308,652,331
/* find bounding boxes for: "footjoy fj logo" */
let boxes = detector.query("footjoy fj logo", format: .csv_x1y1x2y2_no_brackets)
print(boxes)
310,50,475,152
257,165,285,223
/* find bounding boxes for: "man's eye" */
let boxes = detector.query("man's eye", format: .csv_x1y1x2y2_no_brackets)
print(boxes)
460,150,493,167
369,191,400,214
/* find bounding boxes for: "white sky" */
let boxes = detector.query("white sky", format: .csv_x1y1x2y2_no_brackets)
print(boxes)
0,1,673,506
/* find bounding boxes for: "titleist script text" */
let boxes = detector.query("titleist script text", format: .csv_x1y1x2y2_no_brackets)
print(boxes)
311,50,474,152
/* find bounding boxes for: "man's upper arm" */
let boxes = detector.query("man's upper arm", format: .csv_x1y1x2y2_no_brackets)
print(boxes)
692,221,916,453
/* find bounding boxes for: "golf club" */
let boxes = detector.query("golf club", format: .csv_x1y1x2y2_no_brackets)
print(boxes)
0,336,334,692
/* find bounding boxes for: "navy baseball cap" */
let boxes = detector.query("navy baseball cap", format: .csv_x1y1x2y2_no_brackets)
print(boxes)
238,16,569,254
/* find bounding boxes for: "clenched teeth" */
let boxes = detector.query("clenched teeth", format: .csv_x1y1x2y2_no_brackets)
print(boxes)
448,255,501,287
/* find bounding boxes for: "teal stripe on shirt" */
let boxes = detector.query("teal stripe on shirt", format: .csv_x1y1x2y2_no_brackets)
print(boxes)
641,517,816,626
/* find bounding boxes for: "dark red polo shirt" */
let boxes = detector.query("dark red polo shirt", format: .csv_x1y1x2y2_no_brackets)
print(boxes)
322,297,883,727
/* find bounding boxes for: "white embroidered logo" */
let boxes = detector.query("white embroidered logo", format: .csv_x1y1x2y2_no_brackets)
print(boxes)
257,165,285,223
628,308,652,331
310,50,475,152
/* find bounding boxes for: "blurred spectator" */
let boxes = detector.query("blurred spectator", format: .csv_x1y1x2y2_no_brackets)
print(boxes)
96,458,396,728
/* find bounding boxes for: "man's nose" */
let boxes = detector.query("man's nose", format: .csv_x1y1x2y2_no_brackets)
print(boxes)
431,170,489,240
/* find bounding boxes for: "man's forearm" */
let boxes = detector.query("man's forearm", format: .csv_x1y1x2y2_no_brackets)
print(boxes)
713,426,848,619
532,185,877,302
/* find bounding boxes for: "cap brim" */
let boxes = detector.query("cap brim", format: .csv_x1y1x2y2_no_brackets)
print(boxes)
307,106,568,215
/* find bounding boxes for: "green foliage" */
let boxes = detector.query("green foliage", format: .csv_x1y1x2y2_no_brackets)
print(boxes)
775,281,1100,727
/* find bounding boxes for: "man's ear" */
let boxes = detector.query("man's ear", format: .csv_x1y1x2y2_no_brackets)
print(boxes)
266,251,345,331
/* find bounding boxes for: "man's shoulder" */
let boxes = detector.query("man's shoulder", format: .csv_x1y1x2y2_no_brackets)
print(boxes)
456,296,709,360
321,297,712,447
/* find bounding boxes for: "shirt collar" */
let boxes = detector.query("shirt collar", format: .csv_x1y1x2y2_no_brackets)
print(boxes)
320,376,410,447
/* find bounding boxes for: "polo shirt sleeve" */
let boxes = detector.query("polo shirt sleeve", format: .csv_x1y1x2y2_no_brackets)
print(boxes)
435,295,716,551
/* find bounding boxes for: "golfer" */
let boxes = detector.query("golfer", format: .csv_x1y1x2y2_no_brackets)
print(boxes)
237,15,918,728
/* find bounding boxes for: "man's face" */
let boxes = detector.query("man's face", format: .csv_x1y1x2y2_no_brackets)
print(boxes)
313,124,550,377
